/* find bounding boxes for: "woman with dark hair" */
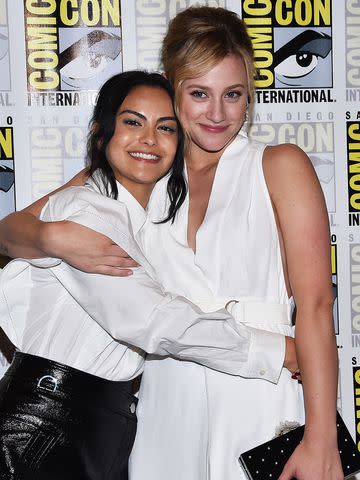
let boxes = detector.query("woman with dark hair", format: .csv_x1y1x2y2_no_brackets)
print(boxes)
0,70,294,479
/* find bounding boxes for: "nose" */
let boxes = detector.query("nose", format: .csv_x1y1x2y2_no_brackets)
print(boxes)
140,125,157,146
206,98,225,123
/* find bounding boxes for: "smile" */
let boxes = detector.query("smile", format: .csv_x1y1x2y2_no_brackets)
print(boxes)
129,152,160,161
199,124,228,133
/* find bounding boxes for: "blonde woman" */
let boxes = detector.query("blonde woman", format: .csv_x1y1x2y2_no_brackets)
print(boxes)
0,7,341,480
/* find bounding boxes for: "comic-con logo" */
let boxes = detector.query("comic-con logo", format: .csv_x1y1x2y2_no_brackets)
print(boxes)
346,0,360,90
134,0,225,70
353,366,360,452
350,244,360,344
331,241,338,334
250,119,335,212
241,0,333,103
25,0,121,106
30,125,86,199
347,121,360,225
0,123,15,219
0,0,10,91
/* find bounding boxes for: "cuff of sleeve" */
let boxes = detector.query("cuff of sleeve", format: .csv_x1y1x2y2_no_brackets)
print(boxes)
246,329,285,383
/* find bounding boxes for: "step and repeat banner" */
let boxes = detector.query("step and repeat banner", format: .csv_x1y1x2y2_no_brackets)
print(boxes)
0,0,360,464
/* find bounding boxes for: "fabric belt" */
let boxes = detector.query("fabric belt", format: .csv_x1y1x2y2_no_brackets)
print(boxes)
5,352,138,416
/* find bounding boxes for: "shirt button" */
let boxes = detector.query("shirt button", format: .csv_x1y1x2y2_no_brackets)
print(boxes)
130,402,136,414
260,369,266,376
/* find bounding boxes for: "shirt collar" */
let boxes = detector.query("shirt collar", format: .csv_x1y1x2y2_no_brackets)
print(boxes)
85,173,148,237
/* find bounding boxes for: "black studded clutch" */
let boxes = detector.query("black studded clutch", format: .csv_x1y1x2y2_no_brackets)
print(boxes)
239,412,360,480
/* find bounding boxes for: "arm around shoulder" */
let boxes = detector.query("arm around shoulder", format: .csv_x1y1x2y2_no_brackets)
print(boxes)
0,169,89,259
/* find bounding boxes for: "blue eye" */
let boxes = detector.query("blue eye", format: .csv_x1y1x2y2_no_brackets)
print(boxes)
226,91,241,99
190,90,207,98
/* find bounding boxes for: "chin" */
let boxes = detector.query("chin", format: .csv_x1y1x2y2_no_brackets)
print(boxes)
195,134,238,153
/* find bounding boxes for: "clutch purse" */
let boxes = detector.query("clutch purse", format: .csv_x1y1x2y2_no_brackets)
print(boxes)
239,412,360,480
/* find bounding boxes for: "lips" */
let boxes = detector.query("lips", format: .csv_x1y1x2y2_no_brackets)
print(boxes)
199,124,228,133
129,151,160,163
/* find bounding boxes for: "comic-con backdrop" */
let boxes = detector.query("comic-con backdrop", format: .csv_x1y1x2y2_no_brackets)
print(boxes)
0,0,360,465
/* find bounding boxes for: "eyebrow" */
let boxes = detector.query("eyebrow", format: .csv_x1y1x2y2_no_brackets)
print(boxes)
184,83,246,90
118,109,177,122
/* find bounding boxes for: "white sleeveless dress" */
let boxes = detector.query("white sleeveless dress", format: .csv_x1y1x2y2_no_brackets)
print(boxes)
129,132,305,480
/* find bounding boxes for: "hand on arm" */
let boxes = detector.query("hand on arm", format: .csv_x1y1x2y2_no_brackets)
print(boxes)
264,144,343,480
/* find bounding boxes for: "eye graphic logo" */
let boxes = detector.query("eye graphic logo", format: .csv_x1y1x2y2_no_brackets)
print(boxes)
59,29,121,90
0,164,13,193
274,28,332,88
25,0,122,105
241,0,333,91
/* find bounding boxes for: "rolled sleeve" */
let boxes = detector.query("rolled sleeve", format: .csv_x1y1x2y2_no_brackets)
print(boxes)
246,328,285,383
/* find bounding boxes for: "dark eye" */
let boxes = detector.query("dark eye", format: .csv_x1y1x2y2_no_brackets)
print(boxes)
274,30,331,82
190,90,207,98
275,52,318,78
123,119,141,127
159,125,177,133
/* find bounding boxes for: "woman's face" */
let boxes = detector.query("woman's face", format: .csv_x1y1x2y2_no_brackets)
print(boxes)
179,54,248,156
106,85,178,202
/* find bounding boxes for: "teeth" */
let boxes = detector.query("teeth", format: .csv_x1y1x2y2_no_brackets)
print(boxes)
129,152,159,160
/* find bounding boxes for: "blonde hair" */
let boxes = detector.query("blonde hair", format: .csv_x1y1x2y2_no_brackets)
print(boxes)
161,6,255,129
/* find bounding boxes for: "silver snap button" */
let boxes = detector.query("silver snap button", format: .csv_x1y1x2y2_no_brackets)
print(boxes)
259,369,266,376
130,402,136,414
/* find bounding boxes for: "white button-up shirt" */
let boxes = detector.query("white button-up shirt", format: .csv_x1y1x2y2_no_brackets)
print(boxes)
0,178,284,381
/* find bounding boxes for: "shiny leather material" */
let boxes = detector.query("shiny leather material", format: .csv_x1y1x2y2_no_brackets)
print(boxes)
0,352,138,480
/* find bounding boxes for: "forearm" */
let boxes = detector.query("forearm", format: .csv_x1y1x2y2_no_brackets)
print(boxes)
0,169,89,260
296,302,338,440
0,211,47,258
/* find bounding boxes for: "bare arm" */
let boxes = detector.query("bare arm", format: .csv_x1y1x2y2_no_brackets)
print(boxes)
0,170,137,275
0,170,88,258
264,144,342,480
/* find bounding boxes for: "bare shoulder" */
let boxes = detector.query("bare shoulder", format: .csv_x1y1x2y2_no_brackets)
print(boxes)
262,143,319,202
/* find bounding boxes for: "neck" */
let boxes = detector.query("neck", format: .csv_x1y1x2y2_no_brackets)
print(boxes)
186,143,223,172
118,179,154,209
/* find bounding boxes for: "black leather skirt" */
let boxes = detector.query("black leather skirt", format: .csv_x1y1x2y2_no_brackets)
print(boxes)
0,352,138,480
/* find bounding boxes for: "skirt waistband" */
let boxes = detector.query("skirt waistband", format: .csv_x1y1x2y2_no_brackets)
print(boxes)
5,352,137,416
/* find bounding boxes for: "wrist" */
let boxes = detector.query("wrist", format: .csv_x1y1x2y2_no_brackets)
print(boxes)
283,335,297,373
